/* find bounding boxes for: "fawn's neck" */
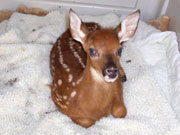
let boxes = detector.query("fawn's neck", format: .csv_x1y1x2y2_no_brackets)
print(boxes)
82,60,106,85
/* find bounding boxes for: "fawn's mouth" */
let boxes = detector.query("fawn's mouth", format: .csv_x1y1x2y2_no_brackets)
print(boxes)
104,75,119,82
103,67,119,83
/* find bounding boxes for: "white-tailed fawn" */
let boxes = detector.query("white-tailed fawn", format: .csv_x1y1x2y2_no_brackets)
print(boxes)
50,9,140,128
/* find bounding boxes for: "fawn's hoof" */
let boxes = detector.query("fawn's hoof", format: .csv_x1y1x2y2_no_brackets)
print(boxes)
112,105,127,118
72,117,95,128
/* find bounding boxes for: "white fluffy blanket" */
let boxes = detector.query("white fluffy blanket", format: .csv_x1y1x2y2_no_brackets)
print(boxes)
0,11,180,135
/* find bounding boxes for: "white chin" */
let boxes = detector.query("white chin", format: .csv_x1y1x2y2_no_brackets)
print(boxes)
104,75,118,83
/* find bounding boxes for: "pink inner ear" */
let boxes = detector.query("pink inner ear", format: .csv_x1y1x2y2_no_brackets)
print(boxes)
70,11,81,33
69,10,85,44
118,11,140,43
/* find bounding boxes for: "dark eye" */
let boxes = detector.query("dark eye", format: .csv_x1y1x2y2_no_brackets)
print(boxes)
117,48,122,56
89,48,97,56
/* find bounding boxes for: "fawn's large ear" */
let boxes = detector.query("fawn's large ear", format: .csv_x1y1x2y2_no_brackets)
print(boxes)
69,9,88,44
116,10,140,43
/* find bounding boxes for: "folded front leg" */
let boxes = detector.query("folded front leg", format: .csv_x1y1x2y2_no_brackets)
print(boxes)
111,95,127,118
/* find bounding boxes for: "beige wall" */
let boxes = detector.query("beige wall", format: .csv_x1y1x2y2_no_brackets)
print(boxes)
0,0,170,21
166,0,180,43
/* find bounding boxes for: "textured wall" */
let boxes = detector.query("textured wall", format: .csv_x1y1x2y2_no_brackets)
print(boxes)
166,0,180,44
0,0,168,21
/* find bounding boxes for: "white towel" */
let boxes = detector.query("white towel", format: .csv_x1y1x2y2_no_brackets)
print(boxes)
0,11,180,135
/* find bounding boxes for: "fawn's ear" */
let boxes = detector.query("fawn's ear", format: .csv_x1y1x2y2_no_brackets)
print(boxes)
69,9,88,44
116,10,140,43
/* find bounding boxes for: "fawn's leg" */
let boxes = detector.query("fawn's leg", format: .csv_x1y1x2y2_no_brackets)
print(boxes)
71,117,95,128
111,87,127,118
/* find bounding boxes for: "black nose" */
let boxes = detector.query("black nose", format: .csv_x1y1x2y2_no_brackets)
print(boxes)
103,67,119,78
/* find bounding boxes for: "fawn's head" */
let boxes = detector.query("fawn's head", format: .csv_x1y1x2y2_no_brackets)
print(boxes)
69,9,140,83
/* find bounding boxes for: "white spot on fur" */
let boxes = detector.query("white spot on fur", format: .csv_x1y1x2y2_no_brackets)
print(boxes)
51,66,55,71
57,43,70,73
66,68,70,72
56,90,61,98
57,102,61,106
51,59,54,63
56,97,62,102
71,91,76,98
73,51,85,68
58,46,61,54
58,79,62,86
66,101,70,105
62,105,67,109
76,77,83,85
72,82,76,86
68,74,73,82
62,63,68,69
63,95,67,100
69,39,85,68
57,102,67,109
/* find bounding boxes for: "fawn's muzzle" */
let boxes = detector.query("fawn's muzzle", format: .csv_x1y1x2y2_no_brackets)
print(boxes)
103,66,119,83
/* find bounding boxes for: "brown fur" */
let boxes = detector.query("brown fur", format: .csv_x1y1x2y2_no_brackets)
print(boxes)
50,23,126,128
50,9,140,128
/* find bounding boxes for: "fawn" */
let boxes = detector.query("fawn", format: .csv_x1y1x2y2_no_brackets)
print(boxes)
50,9,140,128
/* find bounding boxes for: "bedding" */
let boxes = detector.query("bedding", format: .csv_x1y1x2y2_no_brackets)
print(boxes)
0,11,180,135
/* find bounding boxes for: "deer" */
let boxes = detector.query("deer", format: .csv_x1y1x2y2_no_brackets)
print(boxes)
50,9,140,128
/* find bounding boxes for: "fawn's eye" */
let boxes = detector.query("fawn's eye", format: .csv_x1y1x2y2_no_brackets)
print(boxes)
89,48,97,56
117,48,122,56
